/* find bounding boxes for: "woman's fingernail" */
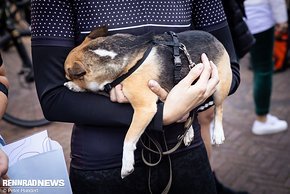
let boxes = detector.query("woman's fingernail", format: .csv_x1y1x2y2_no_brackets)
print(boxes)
148,80,157,87
202,53,207,58
116,84,122,90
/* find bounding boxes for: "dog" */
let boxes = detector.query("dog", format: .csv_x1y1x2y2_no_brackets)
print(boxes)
64,26,232,178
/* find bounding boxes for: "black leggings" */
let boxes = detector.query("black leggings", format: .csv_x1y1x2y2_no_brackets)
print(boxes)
70,144,216,194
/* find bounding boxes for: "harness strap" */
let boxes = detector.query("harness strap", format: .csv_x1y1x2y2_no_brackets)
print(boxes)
153,31,182,84
169,32,183,84
103,44,154,93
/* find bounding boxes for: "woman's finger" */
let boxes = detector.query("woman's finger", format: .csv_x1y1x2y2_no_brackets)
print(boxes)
203,61,219,97
109,87,117,102
114,84,129,103
109,85,128,103
196,53,212,84
148,80,168,102
178,62,204,87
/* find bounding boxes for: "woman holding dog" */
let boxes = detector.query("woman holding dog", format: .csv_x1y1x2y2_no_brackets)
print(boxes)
31,0,240,193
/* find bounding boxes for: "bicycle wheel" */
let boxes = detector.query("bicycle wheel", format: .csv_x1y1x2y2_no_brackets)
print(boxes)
1,35,50,128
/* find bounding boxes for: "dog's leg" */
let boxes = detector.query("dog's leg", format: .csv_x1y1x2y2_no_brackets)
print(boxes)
212,104,225,145
212,52,232,145
121,81,158,178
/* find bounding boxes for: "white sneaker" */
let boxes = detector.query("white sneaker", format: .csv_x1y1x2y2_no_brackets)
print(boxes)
252,114,288,135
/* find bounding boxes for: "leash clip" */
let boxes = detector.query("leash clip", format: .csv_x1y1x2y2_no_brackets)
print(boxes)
180,43,196,69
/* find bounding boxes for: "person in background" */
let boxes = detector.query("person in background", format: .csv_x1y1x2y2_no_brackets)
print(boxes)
0,52,9,185
244,0,288,135
0,54,8,122
31,0,240,193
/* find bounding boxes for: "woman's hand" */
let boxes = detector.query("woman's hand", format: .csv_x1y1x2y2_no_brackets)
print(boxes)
148,80,189,123
276,22,288,34
162,53,219,125
0,149,8,178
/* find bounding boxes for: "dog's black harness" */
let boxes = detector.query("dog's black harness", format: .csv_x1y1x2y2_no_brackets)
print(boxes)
103,31,195,93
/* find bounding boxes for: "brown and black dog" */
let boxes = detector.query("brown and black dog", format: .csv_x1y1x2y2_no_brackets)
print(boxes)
64,26,232,178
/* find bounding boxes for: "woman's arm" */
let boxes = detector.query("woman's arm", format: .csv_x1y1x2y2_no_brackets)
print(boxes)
192,0,241,96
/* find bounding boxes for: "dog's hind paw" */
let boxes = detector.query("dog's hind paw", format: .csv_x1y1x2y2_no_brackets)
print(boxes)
183,126,194,146
212,128,225,145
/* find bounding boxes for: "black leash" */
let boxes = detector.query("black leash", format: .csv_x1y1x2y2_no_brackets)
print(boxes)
141,115,194,194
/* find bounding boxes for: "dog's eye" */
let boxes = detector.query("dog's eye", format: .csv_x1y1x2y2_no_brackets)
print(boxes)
68,62,86,79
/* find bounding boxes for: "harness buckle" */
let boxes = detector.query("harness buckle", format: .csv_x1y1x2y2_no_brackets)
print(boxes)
174,55,182,65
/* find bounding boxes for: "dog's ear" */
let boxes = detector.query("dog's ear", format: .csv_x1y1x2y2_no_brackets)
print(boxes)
67,61,86,79
88,26,108,39
83,26,109,44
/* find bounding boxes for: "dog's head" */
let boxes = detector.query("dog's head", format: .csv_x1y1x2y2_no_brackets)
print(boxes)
64,26,153,92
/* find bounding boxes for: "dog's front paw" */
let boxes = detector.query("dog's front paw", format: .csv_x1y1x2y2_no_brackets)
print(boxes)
121,143,136,179
183,126,194,146
64,81,85,92
121,162,134,179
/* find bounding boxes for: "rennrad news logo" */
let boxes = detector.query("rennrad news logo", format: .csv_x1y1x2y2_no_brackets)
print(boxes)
2,179,65,187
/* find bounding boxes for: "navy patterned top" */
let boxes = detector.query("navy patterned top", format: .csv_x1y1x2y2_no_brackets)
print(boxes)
31,0,239,170
31,0,227,46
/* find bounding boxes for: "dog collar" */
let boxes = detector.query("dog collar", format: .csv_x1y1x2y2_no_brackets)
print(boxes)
103,44,154,93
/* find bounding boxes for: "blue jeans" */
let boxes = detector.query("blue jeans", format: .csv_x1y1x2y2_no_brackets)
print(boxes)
70,143,216,194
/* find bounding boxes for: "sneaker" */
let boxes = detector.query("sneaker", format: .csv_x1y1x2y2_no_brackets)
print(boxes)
252,114,288,135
